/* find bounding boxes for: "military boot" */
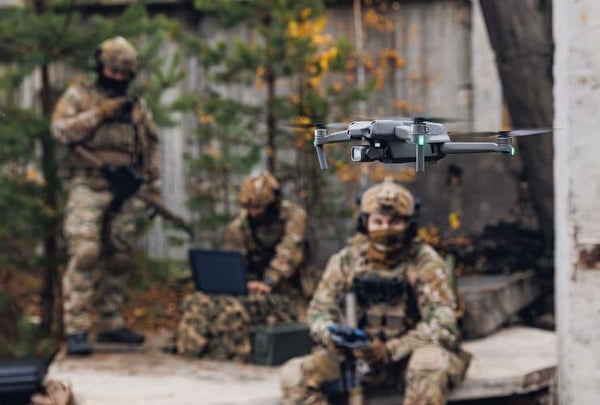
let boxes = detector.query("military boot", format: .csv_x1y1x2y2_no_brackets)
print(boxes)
66,331,93,356
96,327,146,345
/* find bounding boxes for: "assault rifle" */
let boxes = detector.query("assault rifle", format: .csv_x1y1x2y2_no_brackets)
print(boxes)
72,145,194,238
326,324,370,405
323,288,371,405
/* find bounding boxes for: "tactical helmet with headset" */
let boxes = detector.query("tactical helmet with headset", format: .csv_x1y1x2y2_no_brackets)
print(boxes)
95,36,139,76
357,178,419,242
95,37,139,99
238,172,282,209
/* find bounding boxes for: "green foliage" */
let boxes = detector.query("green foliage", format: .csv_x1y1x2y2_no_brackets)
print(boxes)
127,254,189,291
0,0,199,356
188,0,371,244
0,290,58,359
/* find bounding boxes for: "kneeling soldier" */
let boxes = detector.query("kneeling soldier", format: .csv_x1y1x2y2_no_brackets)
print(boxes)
280,178,469,404
176,172,310,361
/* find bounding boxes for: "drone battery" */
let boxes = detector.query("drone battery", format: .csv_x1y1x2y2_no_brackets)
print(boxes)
0,357,47,404
252,322,313,366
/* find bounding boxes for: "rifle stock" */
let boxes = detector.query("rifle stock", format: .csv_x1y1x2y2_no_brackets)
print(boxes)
136,191,195,237
71,145,194,238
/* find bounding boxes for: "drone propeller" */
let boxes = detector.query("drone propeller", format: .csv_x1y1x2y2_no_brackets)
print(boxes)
282,122,348,130
449,128,553,137
412,116,468,124
356,115,467,124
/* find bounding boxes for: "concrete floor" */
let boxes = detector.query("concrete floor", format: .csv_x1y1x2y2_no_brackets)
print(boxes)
48,330,281,405
47,327,557,404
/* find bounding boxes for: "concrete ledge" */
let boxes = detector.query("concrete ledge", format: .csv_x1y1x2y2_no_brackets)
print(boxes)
46,327,556,404
449,327,556,400
458,271,541,339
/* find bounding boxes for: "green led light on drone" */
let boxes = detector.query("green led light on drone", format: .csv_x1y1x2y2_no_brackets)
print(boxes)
417,134,425,147
510,146,515,156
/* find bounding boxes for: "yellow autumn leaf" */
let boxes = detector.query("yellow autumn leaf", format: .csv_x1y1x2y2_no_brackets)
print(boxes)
448,212,461,230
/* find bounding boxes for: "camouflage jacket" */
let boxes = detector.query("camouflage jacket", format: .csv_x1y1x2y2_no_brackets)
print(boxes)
51,79,160,188
222,200,307,290
308,236,461,362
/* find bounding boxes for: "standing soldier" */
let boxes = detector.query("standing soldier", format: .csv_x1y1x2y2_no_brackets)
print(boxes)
52,36,161,355
176,172,310,360
280,178,469,404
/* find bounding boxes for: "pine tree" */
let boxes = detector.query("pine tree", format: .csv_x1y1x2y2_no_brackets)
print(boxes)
0,1,198,355
189,0,372,245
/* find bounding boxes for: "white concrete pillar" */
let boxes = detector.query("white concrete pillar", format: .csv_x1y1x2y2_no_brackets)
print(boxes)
554,1,600,403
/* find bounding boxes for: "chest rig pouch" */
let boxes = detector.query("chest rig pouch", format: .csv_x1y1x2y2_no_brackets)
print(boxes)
352,273,405,305
353,272,419,340
244,216,285,279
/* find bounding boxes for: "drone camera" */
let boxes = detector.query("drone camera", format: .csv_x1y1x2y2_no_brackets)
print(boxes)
351,145,386,162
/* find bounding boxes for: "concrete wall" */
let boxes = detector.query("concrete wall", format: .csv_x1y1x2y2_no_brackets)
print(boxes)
554,0,600,403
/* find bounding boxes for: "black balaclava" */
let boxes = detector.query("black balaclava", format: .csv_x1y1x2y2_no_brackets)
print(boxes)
97,73,130,98
247,201,281,228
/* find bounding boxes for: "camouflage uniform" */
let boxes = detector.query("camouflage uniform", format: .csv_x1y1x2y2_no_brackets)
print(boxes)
52,37,160,335
176,173,310,361
280,180,469,404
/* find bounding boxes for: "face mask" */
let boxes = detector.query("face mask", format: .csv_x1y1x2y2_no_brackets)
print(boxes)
368,228,405,253
247,202,280,227
97,74,130,97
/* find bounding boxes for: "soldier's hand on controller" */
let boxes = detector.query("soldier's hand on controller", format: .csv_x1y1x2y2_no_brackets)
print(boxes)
353,338,389,366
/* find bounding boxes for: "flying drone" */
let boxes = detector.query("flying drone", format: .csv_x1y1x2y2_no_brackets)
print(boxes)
312,117,552,172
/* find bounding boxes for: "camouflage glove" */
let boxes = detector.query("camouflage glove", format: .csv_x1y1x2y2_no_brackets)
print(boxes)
97,97,128,120
353,338,389,366
325,339,347,357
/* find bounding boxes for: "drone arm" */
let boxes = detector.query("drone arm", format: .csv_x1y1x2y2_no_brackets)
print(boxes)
314,130,352,146
440,142,512,155
314,129,353,170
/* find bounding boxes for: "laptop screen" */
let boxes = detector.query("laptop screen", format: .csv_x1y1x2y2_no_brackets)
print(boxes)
188,249,248,295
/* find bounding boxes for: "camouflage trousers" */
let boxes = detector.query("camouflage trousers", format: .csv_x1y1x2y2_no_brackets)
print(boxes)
280,345,465,405
176,292,299,361
62,180,143,334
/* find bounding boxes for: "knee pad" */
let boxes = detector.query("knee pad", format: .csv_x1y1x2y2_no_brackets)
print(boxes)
408,345,450,372
73,241,101,271
280,357,305,392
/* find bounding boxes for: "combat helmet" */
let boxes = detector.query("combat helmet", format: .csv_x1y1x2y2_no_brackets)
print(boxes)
360,178,414,217
96,36,139,74
357,178,416,234
238,172,281,208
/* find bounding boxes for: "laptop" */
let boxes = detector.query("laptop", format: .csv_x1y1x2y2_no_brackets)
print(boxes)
188,248,248,295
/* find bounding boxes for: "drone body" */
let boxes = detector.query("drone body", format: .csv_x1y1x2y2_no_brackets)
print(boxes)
313,118,530,172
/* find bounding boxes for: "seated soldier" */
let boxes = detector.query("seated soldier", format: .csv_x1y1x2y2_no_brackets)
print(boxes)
280,178,470,405
176,172,310,361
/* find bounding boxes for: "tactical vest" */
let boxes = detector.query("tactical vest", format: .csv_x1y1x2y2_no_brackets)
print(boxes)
349,244,422,342
61,87,150,183
242,216,285,280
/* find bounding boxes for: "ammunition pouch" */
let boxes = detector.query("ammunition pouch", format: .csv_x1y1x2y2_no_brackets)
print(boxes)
352,274,405,305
